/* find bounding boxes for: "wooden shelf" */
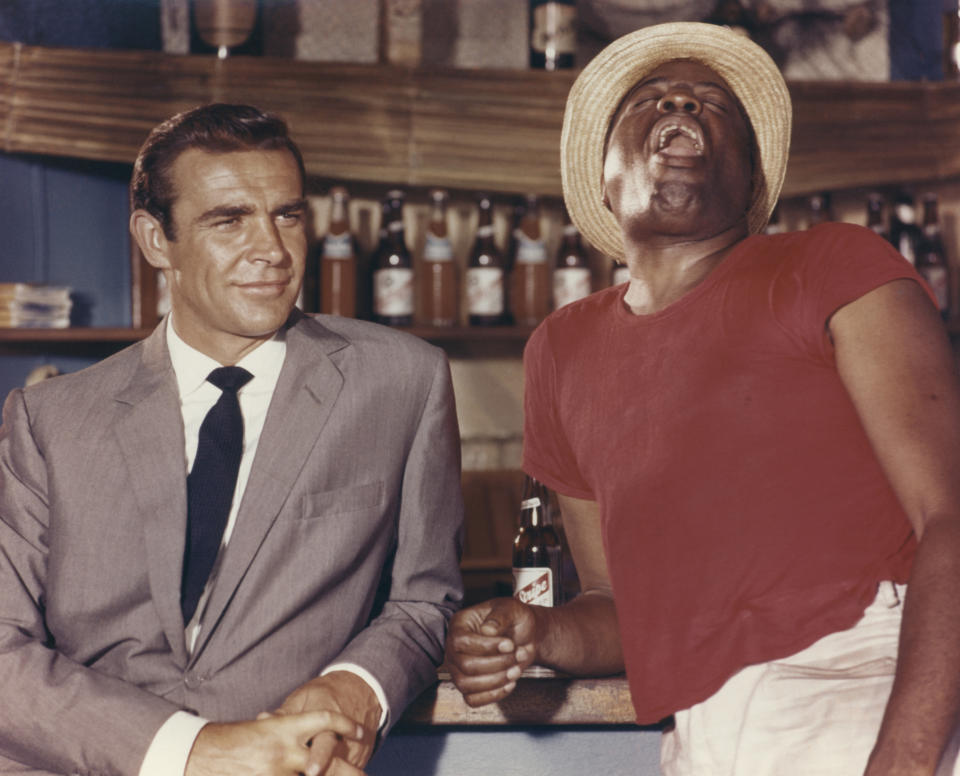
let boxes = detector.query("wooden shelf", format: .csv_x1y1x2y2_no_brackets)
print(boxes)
1,42,958,198
0,326,153,342
0,324,535,357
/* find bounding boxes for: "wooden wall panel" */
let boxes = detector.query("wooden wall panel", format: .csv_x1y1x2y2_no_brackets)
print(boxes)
1,42,958,200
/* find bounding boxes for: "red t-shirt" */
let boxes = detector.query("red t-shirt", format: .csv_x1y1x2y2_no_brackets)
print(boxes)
523,223,922,723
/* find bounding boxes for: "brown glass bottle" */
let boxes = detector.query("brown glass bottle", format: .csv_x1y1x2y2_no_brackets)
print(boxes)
529,0,576,70
866,192,888,242
372,190,414,326
513,476,562,608
466,195,506,326
552,211,591,310
805,193,833,228
763,204,784,236
918,192,951,321
190,0,263,57
510,194,551,326
319,186,357,318
889,191,922,266
420,189,457,327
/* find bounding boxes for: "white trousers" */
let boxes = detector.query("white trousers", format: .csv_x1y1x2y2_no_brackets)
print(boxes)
661,583,960,776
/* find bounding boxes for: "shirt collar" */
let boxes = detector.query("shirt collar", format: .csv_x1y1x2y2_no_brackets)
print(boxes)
166,315,287,400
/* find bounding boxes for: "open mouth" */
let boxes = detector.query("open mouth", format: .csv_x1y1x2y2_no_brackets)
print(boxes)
655,122,704,157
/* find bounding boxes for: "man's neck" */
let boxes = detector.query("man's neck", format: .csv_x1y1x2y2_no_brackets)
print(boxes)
621,225,748,316
168,313,278,367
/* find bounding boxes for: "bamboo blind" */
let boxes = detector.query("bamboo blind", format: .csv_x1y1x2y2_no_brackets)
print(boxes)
1,40,958,197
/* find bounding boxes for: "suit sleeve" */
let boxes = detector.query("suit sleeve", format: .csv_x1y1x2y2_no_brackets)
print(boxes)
324,348,464,733
0,388,180,776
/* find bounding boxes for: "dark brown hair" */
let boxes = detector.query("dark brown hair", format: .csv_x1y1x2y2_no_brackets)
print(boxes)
130,103,306,239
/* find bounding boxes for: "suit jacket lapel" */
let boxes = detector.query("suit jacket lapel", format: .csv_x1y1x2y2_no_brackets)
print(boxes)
193,314,349,657
112,323,191,667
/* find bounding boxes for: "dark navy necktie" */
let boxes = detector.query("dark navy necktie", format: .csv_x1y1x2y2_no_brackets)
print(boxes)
181,365,253,625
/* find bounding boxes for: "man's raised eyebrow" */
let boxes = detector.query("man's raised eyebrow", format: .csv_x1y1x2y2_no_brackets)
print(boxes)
196,204,254,224
274,197,308,216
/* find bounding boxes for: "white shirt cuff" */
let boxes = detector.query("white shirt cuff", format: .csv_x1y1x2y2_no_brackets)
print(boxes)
321,663,391,730
137,711,209,776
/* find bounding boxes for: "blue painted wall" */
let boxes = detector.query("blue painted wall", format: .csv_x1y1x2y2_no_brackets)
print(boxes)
0,0,160,398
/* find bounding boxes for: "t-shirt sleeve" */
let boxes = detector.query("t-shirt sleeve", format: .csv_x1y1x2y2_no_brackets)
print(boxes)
775,222,933,361
522,322,594,500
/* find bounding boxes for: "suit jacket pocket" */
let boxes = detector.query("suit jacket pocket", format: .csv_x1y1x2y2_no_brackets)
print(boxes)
299,481,385,520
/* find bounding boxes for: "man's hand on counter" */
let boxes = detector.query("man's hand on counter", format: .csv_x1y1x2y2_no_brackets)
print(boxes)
444,597,539,707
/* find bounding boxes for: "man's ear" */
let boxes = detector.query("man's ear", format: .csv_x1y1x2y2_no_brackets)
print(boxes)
130,209,172,270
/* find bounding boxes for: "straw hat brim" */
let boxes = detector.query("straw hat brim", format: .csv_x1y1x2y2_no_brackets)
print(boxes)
560,22,792,261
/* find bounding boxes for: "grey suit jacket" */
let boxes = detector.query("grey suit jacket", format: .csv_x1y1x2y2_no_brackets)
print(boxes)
0,311,464,775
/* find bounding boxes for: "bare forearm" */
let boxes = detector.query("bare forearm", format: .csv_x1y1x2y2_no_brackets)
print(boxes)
867,517,960,774
533,591,623,676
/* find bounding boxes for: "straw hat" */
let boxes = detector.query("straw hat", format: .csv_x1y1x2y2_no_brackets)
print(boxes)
560,22,792,261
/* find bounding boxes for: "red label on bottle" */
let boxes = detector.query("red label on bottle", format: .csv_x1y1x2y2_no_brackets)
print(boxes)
513,568,553,606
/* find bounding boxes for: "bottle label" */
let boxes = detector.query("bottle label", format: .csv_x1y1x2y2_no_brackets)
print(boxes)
897,233,916,265
553,267,591,309
424,232,454,262
895,205,915,224
612,265,631,286
515,234,548,265
513,566,554,607
466,266,504,315
374,268,414,316
323,232,353,260
531,4,576,56
921,265,949,312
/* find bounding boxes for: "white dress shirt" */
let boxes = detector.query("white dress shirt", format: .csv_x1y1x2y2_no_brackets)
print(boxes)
138,317,388,776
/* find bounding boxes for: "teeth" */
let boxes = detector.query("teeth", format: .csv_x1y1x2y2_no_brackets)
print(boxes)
657,123,703,153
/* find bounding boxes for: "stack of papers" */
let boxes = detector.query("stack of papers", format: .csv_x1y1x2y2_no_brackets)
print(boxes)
0,283,73,328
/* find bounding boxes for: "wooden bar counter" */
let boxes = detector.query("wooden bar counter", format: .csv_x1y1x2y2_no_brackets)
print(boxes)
364,671,664,775
401,670,637,728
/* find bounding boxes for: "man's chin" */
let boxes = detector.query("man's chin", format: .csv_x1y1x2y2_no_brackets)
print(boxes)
234,303,296,337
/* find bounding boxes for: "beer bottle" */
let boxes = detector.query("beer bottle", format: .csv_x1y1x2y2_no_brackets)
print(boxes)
888,191,921,265
419,189,457,327
611,260,630,287
466,194,506,326
763,204,784,236
372,190,414,326
319,186,357,318
866,192,888,241
190,0,263,58
805,193,833,228
918,192,951,321
553,210,591,310
510,194,551,326
529,0,576,71
512,476,563,609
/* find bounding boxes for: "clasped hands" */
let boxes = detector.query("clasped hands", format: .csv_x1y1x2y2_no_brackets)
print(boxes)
444,597,541,707
185,671,380,776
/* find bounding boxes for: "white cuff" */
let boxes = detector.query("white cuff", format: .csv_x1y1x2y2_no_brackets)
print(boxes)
137,710,209,776
321,662,391,731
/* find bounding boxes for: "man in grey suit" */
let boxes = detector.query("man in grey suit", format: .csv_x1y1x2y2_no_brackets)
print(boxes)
0,104,464,776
